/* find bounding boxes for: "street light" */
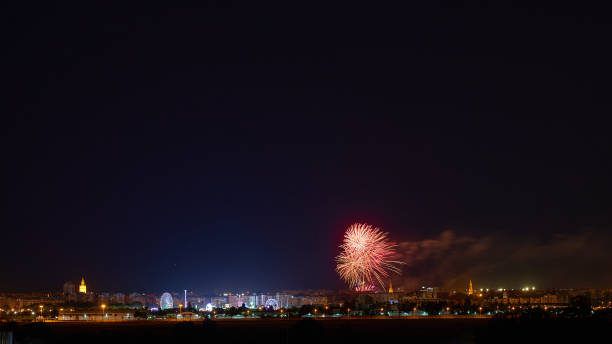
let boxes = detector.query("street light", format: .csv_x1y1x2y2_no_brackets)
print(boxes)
39,305,43,322
101,304,106,320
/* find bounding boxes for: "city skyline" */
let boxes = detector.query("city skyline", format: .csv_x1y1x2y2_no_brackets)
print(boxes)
4,274,611,296
3,278,609,319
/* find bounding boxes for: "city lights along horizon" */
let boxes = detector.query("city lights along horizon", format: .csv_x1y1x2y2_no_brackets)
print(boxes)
336,223,403,292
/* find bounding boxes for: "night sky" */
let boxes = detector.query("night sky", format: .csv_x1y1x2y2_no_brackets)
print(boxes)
3,2,611,294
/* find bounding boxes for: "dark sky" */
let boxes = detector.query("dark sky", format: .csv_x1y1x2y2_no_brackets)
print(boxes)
3,1,611,293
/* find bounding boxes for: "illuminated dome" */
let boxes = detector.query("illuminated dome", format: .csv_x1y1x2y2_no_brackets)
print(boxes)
160,292,173,310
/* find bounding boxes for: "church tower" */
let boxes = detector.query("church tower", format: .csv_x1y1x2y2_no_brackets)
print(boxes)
79,277,87,294
388,281,393,293
467,280,473,296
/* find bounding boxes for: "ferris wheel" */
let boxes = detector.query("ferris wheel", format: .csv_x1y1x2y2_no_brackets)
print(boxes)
160,292,173,310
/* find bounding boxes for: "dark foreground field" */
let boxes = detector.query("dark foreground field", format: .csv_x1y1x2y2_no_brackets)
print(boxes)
2,318,610,344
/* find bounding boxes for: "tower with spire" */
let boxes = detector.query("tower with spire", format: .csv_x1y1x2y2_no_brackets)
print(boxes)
467,280,473,296
388,281,393,293
79,277,87,294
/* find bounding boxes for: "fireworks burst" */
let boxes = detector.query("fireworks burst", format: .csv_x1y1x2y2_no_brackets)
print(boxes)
336,223,403,292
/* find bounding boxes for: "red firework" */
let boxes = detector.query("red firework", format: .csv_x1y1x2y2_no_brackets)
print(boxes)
335,223,403,291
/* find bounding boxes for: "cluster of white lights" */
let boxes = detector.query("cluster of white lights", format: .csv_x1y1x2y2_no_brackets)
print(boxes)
521,286,536,291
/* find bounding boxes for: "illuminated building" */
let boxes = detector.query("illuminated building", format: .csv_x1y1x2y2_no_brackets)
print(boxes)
79,277,87,294
417,286,438,299
186,295,205,309
229,294,249,308
389,282,393,293
248,295,257,308
275,293,291,308
467,280,473,296
210,296,227,308
58,309,133,321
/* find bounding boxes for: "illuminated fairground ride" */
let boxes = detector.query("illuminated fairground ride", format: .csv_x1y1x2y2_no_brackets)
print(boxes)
160,292,173,310
264,298,279,310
